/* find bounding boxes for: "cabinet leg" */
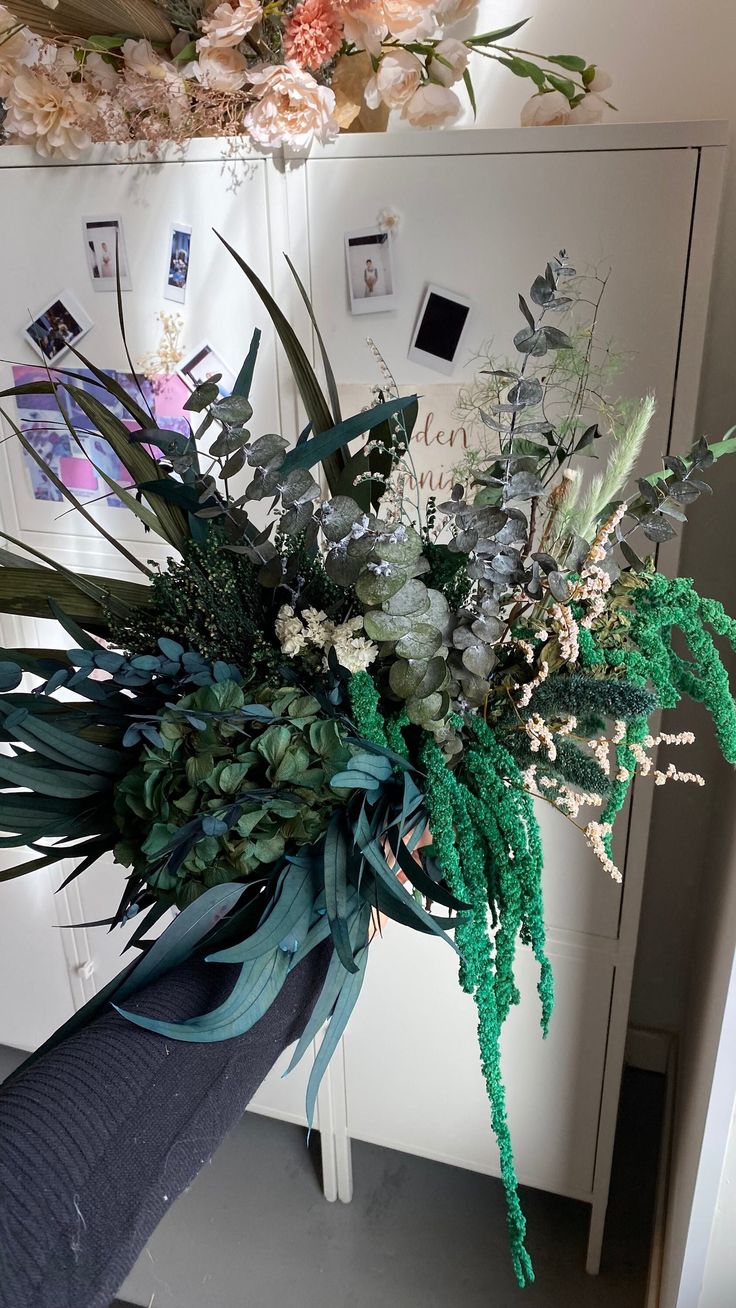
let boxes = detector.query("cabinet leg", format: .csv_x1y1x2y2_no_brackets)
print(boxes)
586,1197,607,1275
335,1130,353,1203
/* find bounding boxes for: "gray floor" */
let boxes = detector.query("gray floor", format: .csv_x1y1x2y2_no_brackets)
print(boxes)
111,1068,662,1308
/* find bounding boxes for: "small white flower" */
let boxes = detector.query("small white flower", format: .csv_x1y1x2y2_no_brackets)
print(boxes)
377,206,401,235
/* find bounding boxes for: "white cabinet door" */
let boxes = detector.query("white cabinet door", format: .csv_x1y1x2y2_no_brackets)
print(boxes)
342,929,613,1200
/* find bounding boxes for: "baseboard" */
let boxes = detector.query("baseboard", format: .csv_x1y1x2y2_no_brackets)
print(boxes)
625,1025,672,1075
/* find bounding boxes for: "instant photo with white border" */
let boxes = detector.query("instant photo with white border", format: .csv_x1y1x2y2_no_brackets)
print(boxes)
82,215,132,292
177,341,235,398
23,289,93,365
408,284,472,375
164,223,192,304
344,227,396,315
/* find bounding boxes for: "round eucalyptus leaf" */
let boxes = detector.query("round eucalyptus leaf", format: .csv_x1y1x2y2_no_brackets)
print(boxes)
424,588,452,638
321,496,364,543
363,609,412,642
374,526,424,565
383,579,430,618
471,615,505,643
395,625,443,660
415,656,449,699
547,570,571,602
324,547,362,588
462,643,495,679
355,570,407,606
211,395,253,427
389,658,428,699
246,432,288,467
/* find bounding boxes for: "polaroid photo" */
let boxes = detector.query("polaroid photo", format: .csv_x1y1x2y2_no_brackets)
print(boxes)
178,342,235,398
164,223,192,304
345,227,396,315
23,290,92,365
82,215,132,292
408,284,472,376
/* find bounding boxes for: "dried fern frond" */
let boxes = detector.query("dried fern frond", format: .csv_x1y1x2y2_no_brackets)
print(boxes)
10,0,175,42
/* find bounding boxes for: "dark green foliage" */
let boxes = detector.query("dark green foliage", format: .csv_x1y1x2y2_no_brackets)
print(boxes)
504,730,612,797
423,540,473,610
108,535,279,676
527,671,657,722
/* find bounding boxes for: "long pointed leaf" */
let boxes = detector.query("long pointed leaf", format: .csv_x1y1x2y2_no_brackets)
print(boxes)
0,404,151,577
323,813,358,973
208,856,317,963
305,912,371,1127
284,255,341,424
114,881,248,1003
214,232,345,491
232,327,261,399
280,395,418,477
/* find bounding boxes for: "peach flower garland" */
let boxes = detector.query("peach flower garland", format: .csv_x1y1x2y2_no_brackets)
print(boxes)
0,0,611,157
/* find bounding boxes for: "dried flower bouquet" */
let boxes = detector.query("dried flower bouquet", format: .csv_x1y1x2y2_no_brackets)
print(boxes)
0,243,733,1284
0,0,612,157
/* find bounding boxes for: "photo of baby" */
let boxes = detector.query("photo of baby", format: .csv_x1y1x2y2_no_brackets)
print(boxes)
344,227,396,315
82,216,132,292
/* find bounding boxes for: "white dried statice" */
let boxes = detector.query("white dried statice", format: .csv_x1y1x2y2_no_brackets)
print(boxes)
275,604,307,656
275,604,377,674
330,617,378,674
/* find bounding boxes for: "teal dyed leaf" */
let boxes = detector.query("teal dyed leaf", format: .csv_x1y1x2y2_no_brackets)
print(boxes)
114,881,247,1003
357,836,460,952
0,754,110,798
1,707,123,774
118,948,291,1042
285,904,369,1076
232,327,261,399
305,915,372,1127
323,814,358,974
207,855,317,964
279,396,418,477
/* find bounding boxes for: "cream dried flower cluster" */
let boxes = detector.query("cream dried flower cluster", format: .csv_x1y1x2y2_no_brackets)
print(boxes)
276,604,378,674
0,3,608,158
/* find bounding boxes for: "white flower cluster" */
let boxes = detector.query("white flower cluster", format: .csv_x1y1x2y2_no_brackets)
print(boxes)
584,820,621,882
549,601,580,663
275,605,378,675
525,713,557,761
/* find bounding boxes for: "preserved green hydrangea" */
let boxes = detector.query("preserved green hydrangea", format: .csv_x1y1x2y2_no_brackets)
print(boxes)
114,681,359,908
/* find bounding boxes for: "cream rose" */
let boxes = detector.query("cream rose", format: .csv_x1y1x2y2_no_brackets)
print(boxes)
365,49,422,110
382,0,436,42
195,46,248,91
5,68,92,158
520,90,570,127
428,37,468,87
0,6,39,74
122,38,169,80
586,67,613,93
197,0,263,50
402,81,460,127
244,60,338,149
338,0,434,55
568,94,605,124
82,50,119,93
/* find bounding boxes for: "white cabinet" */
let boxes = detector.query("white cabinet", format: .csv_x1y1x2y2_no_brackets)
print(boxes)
0,123,726,1258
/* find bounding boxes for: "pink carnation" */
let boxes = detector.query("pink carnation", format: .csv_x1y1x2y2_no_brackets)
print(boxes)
284,0,343,70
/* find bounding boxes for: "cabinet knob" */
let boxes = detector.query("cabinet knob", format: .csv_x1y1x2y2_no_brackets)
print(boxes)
76,960,95,980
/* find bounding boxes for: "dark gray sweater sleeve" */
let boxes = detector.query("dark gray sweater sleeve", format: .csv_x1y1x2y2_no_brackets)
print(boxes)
0,944,330,1308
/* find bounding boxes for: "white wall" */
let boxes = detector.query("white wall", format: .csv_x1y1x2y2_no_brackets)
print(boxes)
442,0,736,1036
700,1097,736,1308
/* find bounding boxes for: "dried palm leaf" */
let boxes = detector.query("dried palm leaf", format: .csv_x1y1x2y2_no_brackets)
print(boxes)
10,0,175,42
